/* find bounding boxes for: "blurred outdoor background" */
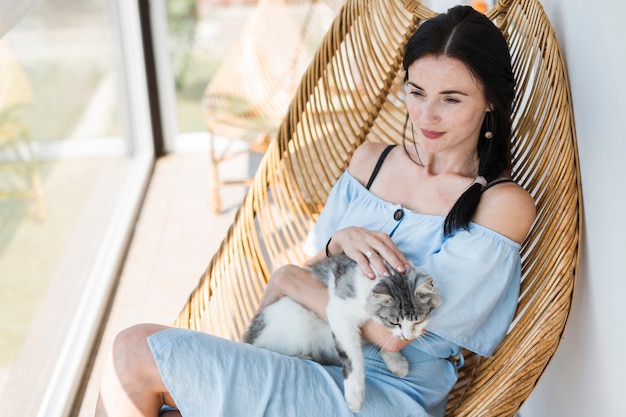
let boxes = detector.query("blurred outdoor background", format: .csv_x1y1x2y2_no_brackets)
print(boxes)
0,1,259,415
0,0,485,415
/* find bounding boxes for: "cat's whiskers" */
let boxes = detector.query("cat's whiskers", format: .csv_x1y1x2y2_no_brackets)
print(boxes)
411,332,448,359
379,333,403,353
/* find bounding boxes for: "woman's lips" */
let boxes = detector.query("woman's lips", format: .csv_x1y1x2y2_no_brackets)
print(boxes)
421,129,444,139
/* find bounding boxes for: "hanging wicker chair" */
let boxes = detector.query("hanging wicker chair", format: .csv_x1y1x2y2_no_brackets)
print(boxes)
177,0,582,415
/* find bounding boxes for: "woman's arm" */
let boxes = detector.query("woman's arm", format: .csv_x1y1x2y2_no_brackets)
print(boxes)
258,253,413,353
256,264,328,316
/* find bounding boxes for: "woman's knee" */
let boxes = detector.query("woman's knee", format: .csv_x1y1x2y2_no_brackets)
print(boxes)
113,324,165,354
110,323,170,380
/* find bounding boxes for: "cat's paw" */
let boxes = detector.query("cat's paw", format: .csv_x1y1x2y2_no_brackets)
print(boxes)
387,356,409,377
344,380,365,412
383,351,409,377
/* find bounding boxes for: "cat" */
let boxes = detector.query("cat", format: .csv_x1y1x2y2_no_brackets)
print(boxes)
242,254,442,412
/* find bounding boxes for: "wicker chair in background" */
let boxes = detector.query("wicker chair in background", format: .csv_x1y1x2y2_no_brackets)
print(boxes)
202,0,342,212
178,0,581,415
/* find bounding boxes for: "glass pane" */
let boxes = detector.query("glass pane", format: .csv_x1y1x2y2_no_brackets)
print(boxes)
0,0,151,414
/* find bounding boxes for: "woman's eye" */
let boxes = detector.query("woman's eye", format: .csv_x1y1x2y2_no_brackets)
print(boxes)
444,97,460,103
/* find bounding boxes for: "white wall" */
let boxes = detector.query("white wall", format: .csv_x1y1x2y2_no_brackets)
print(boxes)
520,0,626,416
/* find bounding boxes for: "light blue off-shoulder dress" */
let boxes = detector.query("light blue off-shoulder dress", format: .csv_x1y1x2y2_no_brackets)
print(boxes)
148,171,522,417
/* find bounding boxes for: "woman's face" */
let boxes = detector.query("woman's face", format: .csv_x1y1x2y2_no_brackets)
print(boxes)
406,55,491,158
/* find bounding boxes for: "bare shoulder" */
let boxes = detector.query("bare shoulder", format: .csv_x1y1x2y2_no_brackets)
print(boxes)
473,181,536,244
347,142,393,185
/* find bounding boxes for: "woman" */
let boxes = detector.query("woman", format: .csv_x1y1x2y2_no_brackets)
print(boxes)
96,6,535,417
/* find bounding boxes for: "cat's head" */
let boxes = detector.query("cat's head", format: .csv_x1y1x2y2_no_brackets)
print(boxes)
367,265,442,341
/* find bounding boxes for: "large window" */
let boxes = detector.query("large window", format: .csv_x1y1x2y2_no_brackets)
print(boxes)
0,0,153,415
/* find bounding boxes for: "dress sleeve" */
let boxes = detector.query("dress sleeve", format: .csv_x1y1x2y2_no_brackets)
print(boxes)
420,224,522,357
302,173,353,256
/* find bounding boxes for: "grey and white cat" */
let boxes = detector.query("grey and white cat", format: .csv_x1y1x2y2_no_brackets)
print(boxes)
243,254,441,412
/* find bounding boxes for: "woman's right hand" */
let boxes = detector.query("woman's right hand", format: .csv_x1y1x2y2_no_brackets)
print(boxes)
326,227,410,279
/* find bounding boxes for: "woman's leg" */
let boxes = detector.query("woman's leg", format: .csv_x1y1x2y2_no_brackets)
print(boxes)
95,323,178,417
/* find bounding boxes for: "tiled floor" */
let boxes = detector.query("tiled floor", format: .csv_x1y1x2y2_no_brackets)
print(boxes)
74,151,253,416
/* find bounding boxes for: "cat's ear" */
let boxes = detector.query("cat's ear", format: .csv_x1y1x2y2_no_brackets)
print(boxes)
418,277,435,292
415,277,442,306
369,292,393,305
370,282,394,306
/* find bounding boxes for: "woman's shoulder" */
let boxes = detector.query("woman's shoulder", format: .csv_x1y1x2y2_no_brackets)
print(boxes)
347,142,396,184
473,179,536,244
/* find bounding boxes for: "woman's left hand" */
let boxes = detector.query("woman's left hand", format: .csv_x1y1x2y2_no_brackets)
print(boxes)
326,226,410,279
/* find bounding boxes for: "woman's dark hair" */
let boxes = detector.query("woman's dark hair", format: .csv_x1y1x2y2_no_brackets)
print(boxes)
402,6,515,236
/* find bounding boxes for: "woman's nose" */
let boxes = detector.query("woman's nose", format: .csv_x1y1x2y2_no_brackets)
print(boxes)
419,100,440,123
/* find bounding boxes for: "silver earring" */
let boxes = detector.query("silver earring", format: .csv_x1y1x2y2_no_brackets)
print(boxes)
484,131,493,139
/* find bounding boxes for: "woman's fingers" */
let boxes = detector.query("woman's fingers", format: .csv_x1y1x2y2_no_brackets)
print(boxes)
337,228,409,278
371,233,409,273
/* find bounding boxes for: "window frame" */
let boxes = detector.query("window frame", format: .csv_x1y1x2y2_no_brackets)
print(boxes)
32,1,155,415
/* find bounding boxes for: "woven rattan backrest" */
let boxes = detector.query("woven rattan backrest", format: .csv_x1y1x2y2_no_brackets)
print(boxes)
176,0,581,415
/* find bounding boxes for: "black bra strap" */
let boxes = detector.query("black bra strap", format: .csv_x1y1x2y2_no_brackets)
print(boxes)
482,178,516,192
366,145,397,190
